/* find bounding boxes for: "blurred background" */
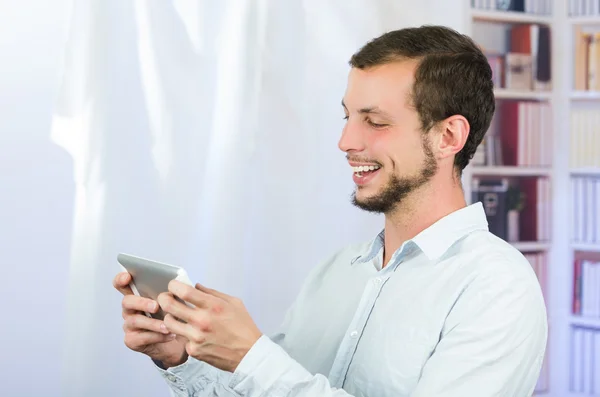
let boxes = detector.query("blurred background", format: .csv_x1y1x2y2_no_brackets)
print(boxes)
1,0,599,396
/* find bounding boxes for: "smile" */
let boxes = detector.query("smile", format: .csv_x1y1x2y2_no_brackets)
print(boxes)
351,164,381,185
352,165,380,174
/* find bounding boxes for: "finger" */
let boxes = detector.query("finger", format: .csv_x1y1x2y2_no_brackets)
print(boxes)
124,330,177,350
195,283,232,302
122,294,160,315
168,280,213,309
122,308,137,320
158,292,197,324
163,313,199,342
113,272,133,295
123,313,171,334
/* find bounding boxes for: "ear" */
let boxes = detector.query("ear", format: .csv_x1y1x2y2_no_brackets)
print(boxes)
436,115,470,160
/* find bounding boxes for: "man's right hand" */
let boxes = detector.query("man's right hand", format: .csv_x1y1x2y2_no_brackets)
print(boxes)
113,272,189,368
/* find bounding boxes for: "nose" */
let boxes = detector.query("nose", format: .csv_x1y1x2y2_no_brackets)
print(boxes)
338,118,365,154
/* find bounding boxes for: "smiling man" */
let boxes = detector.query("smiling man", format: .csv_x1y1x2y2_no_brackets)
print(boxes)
114,25,548,396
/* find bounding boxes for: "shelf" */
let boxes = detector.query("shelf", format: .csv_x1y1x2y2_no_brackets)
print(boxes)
570,315,600,329
511,241,551,252
570,91,600,100
572,243,600,252
569,16,600,25
470,166,552,177
570,168,600,177
494,89,552,100
471,9,553,24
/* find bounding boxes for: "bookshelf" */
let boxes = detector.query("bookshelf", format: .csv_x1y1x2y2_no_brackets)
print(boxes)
470,165,552,177
465,0,559,395
570,314,600,329
465,2,600,395
569,17,600,25
513,241,552,251
572,243,600,252
494,88,553,99
466,0,600,394
570,91,600,100
471,9,553,24
570,168,600,176
568,6,600,396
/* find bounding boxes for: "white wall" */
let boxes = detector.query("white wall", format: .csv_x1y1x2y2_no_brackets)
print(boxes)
0,0,73,395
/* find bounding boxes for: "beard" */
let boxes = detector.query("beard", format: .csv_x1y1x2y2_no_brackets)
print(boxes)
351,136,438,214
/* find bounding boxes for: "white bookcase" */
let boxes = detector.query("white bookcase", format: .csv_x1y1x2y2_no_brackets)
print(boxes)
566,2,600,396
462,0,600,395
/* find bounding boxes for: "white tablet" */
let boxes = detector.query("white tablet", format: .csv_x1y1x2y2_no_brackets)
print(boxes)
117,253,194,320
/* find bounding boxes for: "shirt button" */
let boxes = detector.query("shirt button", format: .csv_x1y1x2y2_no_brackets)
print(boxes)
350,330,359,338
166,374,177,382
373,277,382,285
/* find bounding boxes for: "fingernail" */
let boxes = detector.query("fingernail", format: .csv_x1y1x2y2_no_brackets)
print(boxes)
160,323,169,334
148,302,157,312
169,333,177,339
120,273,128,283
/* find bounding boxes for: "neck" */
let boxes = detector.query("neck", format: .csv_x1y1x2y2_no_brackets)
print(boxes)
381,175,467,267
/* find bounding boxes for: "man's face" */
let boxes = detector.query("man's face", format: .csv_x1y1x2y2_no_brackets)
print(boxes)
339,60,438,214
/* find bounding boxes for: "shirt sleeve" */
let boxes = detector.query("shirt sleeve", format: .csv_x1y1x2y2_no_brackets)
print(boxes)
155,356,239,396
228,334,361,396
153,334,365,397
410,263,548,397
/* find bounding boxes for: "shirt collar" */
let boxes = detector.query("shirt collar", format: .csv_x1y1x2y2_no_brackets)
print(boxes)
351,202,489,265
411,201,489,260
352,229,385,265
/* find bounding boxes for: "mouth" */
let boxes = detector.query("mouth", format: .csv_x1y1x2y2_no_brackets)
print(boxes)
352,165,381,177
351,164,381,186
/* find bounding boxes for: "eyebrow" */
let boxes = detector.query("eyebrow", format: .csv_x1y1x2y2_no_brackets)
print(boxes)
341,99,392,118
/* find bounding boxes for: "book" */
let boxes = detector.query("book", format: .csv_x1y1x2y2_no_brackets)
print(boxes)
472,178,510,240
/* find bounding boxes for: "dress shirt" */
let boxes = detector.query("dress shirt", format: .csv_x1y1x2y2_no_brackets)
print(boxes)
156,202,548,396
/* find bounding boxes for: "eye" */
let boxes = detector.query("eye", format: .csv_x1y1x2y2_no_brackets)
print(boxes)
343,115,349,121
367,119,388,128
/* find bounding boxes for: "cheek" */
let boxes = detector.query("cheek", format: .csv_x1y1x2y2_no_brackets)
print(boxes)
370,133,425,174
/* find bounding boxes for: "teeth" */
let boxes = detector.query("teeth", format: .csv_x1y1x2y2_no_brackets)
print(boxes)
352,165,380,173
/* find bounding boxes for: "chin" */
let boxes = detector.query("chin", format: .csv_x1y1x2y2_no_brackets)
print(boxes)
354,184,380,199
351,188,390,214
350,172,421,214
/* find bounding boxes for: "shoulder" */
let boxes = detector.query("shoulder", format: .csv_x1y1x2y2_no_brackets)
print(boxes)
453,230,540,284
440,231,548,343
446,230,547,321
307,240,373,278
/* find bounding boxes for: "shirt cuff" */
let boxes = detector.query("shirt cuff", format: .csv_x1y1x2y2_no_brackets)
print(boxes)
154,356,192,393
229,334,313,395
154,355,218,394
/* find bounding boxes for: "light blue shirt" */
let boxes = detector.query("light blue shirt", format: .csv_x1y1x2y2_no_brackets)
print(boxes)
156,202,548,396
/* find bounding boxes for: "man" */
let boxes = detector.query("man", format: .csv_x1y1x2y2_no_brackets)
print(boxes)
114,25,547,396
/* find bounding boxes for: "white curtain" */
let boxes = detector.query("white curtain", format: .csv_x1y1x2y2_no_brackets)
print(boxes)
52,1,466,395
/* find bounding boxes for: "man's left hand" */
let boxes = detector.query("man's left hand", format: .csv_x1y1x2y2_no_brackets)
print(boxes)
157,280,263,373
